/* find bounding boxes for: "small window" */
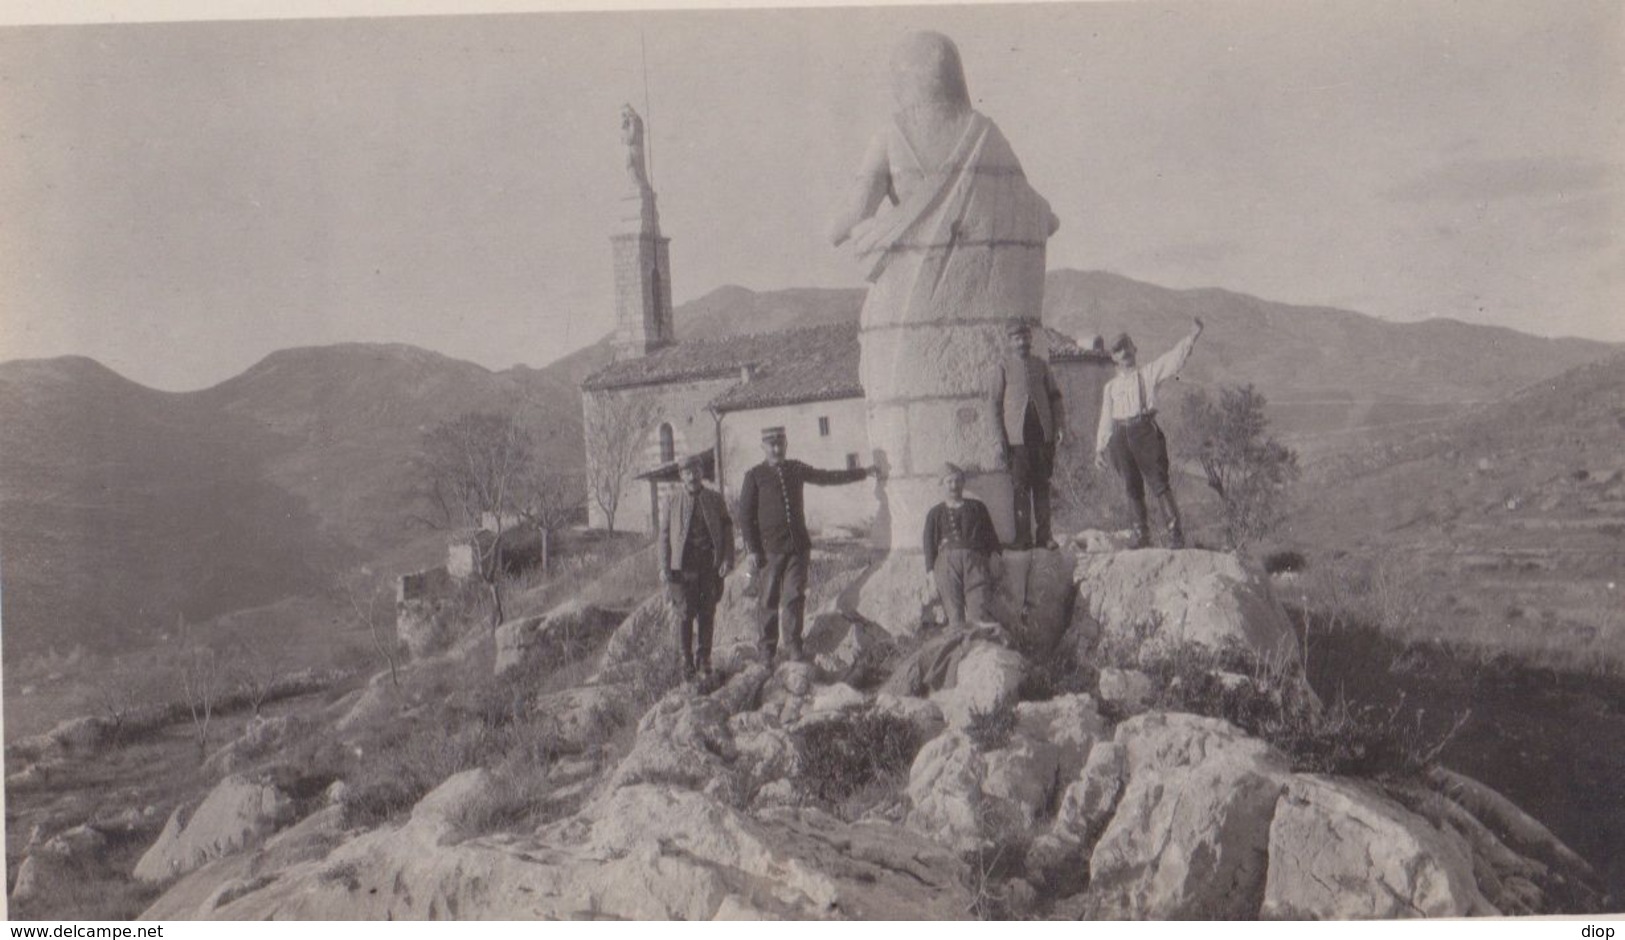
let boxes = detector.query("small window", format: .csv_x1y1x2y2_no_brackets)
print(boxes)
818,416,831,437
658,423,674,463
846,453,860,470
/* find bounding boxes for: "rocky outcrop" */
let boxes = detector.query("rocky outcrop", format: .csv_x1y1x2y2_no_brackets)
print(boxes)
1262,775,1495,919
134,775,295,883
492,601,623,677
130,541,1601,923
1072,549,1299,662
11,825,110,905
204,715,311,776
1085,713,1292,919
145,781,969,919
931,641,1025,729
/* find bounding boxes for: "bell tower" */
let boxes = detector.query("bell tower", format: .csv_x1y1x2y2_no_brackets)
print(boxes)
611,104,674,361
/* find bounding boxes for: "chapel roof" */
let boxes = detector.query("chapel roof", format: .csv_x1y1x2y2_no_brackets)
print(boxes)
579,321,1103,413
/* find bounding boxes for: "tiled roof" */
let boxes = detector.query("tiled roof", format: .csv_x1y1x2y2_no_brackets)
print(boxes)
579,324,854,392
709,324,862,413
581,321,1107,412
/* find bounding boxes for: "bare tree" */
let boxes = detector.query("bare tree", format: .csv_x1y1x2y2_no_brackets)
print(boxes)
585,393,658,534
1180,384,1301,549
418,411,538,627
343,570,402,688
229,641,281,719
93,671,143,743
175,617,224,762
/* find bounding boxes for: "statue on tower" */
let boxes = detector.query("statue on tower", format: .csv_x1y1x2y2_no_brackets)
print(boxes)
620,104,651,193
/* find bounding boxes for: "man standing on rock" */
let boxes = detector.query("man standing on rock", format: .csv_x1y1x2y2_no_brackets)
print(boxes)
1094,317,1205,548
659,453,734,684
922,463,1003,625
991,319,1065,550
740,427,874,665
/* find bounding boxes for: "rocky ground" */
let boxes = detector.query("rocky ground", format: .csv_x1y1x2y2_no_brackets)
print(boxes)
6,536,1609,920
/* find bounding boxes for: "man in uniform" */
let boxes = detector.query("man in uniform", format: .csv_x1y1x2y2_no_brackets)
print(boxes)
659,453,734,683
991,319,1065,550
1093,317,1205,548
739,427,874,665
922,463,1002,626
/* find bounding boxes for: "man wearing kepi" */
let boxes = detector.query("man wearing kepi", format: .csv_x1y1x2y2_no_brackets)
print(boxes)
922,463,1002,626
1094,317,1205,548
659,453,734,684
991,319,1065,550
739,426,873,665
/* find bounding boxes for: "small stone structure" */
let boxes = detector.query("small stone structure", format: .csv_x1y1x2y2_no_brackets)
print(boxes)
396,566,459,658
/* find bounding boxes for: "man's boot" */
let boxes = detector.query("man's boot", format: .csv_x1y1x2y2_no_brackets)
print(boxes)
1158,491,1185,549
1129,500,1152,549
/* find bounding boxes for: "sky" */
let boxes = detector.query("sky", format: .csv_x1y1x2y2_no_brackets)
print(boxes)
0,0,1620,391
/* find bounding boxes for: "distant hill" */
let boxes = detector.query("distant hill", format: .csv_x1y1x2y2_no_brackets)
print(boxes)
1283,353,1625,665
661,272,1616,446
0,346,578,657
0,271,1615,658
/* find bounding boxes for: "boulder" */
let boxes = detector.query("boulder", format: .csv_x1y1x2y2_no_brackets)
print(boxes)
873,693,946,743
1072,549,1299,662
204,715,309,775
160,784,969,920
1086,712,1291,919
905,731,986,852
1054,740,1126,845
847,553,938,636
905,729,1057,853
134,776,294,882
608,692,740,805
1096,667,1155,715
990,547,1076,656
931,641,1025,729
10,825,112,905
408,768,497,846
800,683,867,722
493,601,624,677
531,683,625,752
759,662,819,727
1014,694,1106,784
712,663,772,716
1262,775,1497,919
597,592,681,678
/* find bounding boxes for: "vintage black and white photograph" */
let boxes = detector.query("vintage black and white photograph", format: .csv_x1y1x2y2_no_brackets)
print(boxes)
1,0,1621,922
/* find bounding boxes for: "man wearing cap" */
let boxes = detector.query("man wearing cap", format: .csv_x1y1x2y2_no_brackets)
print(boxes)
922,463,1002,625
1094,317,1205,548
659,453,734,684
739,426,875,664
990,319,1065,550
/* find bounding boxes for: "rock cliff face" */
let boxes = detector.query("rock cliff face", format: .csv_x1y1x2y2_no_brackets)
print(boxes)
134,545,1602,920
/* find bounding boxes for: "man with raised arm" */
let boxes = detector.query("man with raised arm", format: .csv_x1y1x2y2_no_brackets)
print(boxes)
1094,318,1205,549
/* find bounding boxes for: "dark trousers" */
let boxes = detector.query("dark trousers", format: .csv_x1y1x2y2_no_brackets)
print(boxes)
757,550,809,660
669,568,722,673
1108,419,1172,528
933,548,993,626
1010,441,1055,548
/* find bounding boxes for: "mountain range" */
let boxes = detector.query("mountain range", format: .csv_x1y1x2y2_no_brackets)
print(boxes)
0,270,1616,659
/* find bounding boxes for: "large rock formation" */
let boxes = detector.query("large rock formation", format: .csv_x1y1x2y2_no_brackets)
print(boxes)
134,775,295,883
1072,549,1300,662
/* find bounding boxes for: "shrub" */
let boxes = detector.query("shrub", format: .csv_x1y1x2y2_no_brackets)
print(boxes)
964,703,1019,752
791,710,921,804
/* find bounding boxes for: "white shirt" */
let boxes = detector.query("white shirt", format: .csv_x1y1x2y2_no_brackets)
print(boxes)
1094,330,1200,454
